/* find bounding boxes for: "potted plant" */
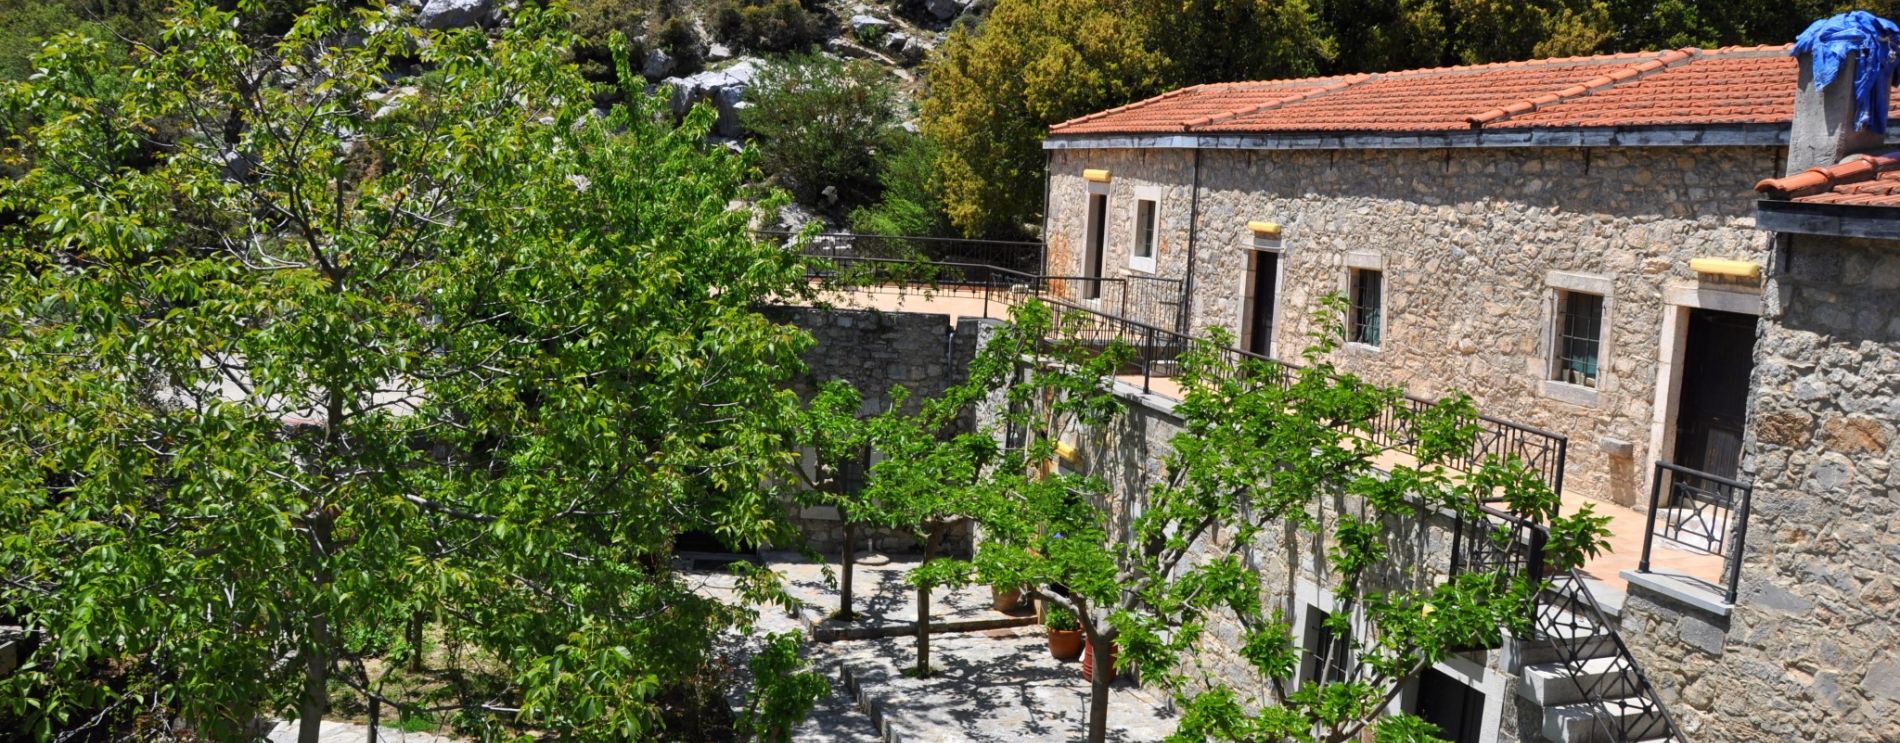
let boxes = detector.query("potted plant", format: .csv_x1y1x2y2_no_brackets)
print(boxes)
993,585,1024,612
1082,633,1117,683
1045,605,1083,660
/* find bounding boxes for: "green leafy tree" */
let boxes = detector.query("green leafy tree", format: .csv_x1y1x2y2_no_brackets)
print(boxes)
922,0,1334,238
791,379,883,621
0,3,820,741
926,298,1610,743
743,53,904,208
921,0,1174,238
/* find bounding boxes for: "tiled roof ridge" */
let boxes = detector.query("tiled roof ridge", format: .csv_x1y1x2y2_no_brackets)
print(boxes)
1755,151,1900,198
1049,74,1368,132
1465,48,1701,128
1051,84,1213,130
1183,74,1374,129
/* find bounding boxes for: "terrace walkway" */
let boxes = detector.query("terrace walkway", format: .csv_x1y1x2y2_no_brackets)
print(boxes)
793,282,1730,595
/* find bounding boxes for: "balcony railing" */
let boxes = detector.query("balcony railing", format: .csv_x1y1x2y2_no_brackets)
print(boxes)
779,231,1567,496
1638,460,1755,604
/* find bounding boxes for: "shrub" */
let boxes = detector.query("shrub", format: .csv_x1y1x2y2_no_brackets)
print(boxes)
1045,606,1079,631
742,53,901,207
848,130,951,238
713,0,821,53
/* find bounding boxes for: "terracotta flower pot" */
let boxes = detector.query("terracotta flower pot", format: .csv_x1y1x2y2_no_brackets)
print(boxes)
1047,628,1083,661
993,586,1024,613
1082,635,1117,683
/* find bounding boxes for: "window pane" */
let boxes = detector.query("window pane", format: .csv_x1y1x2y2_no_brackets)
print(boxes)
1351,270,1382,346
1556,291,1603,388
1134,200,1156,259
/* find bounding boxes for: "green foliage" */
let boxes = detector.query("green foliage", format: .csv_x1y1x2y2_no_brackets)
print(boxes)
921,0,1176,237
713,0,822,53
734,631,830,743
0,2,818,739
744,53,903,207
848,131,953,238
1045,605,1079,631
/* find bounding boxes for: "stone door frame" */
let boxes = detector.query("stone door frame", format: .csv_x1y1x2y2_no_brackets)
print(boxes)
1237,237,1286,360
1643,282,1763,503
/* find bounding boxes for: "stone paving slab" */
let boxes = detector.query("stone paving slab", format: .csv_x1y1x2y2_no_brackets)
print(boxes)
762,552,1039,641
832,631,1178,742
686,568,884,742
266,721,463,743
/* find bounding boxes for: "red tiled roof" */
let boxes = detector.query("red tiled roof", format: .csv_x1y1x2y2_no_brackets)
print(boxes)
1755,152,1900,207
1049,46,1800,136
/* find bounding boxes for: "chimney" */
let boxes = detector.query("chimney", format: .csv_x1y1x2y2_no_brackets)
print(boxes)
1786,13,1897,174
1787,53,1886,174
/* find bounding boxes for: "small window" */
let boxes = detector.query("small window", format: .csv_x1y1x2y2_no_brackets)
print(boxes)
1133,200,1157,260
1349,269,1383,347
1554,291,1603,388
1303,608,1353,686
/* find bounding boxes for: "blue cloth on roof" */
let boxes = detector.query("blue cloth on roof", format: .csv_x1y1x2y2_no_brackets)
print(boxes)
1793,11,1900,133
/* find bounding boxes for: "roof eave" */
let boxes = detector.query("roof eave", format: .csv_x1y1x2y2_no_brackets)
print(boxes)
1041,124,1795,151
1756,199,1900,241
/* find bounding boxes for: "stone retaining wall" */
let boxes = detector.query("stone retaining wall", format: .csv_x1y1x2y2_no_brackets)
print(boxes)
766,305,985,556
1044,145,1778,507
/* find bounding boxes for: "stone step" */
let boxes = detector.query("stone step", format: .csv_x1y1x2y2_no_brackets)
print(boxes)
1508,630,1617,668
1517,656,1639,706
1541,697,1671,743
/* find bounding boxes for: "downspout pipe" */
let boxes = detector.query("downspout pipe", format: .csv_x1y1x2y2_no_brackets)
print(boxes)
1040,149,1052,277
1181,148,1202,336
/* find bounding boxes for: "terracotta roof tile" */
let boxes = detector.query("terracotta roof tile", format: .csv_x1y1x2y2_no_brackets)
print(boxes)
1048,46,1808,136
1756,151,1900,207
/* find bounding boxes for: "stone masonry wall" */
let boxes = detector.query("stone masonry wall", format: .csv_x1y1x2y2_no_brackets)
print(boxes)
765,305,982,555
1617,233,1900,742
1045,145,1780,506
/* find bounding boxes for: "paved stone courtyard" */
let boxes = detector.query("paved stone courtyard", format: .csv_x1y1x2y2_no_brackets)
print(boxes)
696,555,1179,742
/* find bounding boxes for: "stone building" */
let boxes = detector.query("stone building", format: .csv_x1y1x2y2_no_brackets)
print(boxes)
1609,57,1900,742
1019,33,1900,743
1040,47,1801,510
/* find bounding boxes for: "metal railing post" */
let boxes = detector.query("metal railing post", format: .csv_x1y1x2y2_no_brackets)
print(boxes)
1143,324,1155,394
1726,482,1754,605
1639,462,1664,574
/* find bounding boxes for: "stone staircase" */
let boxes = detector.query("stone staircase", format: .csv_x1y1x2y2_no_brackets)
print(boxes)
1513,573,1681,743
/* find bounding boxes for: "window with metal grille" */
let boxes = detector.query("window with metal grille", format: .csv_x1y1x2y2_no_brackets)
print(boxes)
1349,269,1382,346
1133,199,1157,260
1554,291,1603,388
1303,607,1353,686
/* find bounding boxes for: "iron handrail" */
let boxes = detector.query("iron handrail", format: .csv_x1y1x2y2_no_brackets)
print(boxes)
1536,569,1685,743
1638,460,1755,605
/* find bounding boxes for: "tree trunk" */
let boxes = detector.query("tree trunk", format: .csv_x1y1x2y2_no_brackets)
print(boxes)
913,522,948,677
839,507,856,621
298,615,330,743
407,611,425,672
1087,642,1111,743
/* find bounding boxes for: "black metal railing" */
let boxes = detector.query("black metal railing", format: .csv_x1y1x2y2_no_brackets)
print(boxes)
762,229,1043,281
1639,461,1755,605
1451,504,1682,743
781,232,1567,496
1533,570,1683,743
